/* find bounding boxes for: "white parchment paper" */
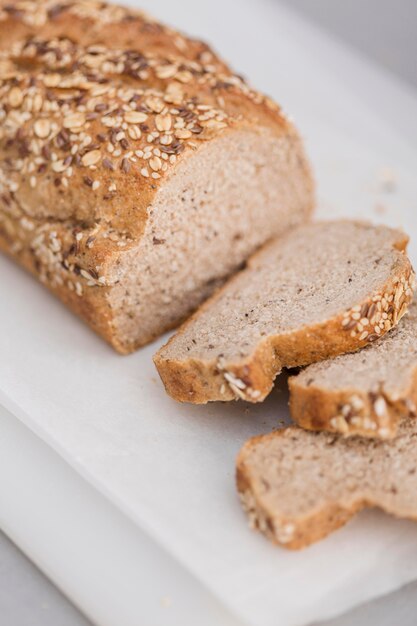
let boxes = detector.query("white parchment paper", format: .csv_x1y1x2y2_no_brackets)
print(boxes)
1,1,417,624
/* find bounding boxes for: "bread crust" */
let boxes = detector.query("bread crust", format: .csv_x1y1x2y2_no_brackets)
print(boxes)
154,227,414,403
0,0,229,70
0,2,314,352
289,336,417,440
236,424,417,549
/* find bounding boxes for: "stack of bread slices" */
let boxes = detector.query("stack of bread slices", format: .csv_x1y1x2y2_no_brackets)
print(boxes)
154,220,417,548
1,0,416,550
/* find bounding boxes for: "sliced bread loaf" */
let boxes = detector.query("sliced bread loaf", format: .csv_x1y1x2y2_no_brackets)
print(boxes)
289,301,417,439
0,25,313,353
154,222,414,403
236,418,417,549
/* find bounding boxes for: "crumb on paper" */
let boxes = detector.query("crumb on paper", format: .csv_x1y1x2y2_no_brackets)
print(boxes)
377,167,397,194
374,202,387,215
161,595,172,608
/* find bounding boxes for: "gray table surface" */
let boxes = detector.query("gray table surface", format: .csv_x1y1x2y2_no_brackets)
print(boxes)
2,527,417,626
2,1,417,625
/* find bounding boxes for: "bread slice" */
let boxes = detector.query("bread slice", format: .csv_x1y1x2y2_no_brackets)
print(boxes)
289,301,417,439
154,221,414,403
0,20,314,354
236,418,417,549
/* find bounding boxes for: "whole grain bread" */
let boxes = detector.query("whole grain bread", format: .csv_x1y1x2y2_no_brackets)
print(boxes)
0,1,314,353
0,0,228,69
289,301,417,439
236,418,417,549
154,221,414,403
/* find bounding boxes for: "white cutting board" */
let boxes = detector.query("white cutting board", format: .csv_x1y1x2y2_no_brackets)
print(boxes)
1,1,417,625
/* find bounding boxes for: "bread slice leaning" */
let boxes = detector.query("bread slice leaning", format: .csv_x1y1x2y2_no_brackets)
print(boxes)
236,418,417,549
154,221,414,404
289,301,417,439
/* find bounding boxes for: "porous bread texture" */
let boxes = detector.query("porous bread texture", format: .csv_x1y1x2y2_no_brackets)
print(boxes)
289,301,417,440
236,417,417,549
0,10,314,353
155,221,415,403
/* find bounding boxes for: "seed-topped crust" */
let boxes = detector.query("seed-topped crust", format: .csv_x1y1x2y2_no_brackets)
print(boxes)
1,36,285,232
154,222,415,404
0,36,289,304
289,301,417,439
0,3,313,353
0,0,228,70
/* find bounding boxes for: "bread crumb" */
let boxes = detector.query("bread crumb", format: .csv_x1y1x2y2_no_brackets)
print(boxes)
377,167,397,194
374,202,387,215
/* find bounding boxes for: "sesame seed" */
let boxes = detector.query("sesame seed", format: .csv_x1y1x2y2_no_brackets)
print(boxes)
128,125,141,140
43,74,61,88
9,86,23,108
63,112,86,129
178,126,194,139
81,150,102,167
124,111,148,124
149,156,162,171
155,113,172,131
330,416,349,434
52,160,67,173
34,119,51,139
156,64,178,79
145,96,164,113
374,396,387,417
160,134,172,146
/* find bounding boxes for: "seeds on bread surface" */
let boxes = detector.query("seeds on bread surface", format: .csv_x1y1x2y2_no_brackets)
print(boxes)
0,32,284,299
155,222,414,404
290,300,417,439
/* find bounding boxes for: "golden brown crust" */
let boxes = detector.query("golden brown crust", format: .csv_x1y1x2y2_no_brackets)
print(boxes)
0,1,308,353
1,36,288,232
289,353,417,440
0,0,228,70
154,231,415,403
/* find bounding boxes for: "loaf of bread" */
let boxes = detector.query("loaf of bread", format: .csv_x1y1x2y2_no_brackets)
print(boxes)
0,0,228,67
154,221,414,403
237,418,417,549
289,300,417,439
0,0,314,353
